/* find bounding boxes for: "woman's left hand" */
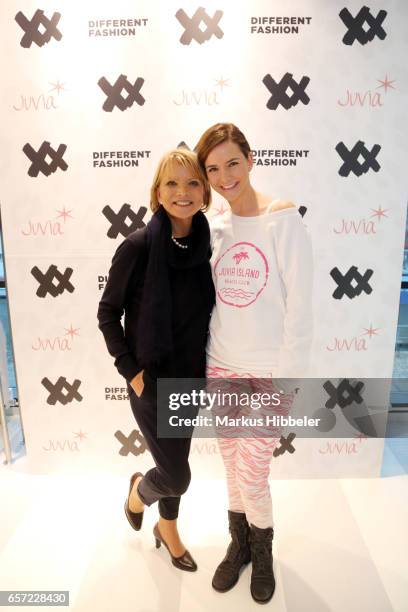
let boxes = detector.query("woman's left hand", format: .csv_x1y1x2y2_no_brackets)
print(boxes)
130,370,145,397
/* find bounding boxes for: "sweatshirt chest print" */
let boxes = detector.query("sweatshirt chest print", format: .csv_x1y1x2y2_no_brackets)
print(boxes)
214,241,269,307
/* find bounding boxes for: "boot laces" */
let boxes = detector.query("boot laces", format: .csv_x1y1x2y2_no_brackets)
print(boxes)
221,527,248,568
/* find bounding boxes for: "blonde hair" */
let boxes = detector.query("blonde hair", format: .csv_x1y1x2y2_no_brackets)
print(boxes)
150,148,211,213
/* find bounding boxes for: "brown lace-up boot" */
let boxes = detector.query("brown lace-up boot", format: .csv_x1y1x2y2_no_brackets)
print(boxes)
212,511,251,592
249,524,275,603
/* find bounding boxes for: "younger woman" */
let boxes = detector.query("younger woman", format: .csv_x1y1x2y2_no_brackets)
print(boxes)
196,124,313,602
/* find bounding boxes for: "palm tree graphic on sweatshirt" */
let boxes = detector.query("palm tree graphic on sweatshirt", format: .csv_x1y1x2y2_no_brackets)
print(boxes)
232,251,249,265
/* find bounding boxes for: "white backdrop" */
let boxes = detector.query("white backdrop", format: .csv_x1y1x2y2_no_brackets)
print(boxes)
1,0,407,477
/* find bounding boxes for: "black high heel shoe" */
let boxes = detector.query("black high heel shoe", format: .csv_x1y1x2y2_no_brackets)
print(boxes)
124,472,144,531
153,523,197,572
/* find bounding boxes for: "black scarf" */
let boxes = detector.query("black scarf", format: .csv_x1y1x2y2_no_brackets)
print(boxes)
136,206,214,369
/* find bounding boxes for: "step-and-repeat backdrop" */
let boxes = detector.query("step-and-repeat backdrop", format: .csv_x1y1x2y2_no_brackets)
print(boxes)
1,0,407,477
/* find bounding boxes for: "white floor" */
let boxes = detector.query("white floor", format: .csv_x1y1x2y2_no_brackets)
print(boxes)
0,460,407,612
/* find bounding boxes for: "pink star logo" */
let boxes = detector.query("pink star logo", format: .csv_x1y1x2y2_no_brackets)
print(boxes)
56,207,73,223
370,206,389,222
49,80,66,95
64,324,80,340
376,75,396,94
213,202,228,217
73,430,88,441
214,76,230,92
353,432,368,443
362,325,380,339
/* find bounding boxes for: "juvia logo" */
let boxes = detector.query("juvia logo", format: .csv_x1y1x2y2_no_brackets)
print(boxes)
262,73,310,110
15,10,62,48
176,7,223,45
23,141,68,177
31,265,74,298
339,6,387,46
336,141,381,177
103,204,148,238
98,75,145,112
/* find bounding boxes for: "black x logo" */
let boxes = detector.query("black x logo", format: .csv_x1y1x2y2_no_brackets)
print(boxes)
31,264,74,298
175,7,223,45
273,433,296,457
41,376,82,405
115,429,148,456
330,266,373,300
177,141,191,150
324,379,364,410
103,204,147,238
336,140,381,177
340,6,387,46
23,141,68,177
262,73,310,110
15,9,62,48
98,75,145,112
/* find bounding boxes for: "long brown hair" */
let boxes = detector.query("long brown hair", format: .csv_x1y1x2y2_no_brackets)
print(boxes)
195,123,251,174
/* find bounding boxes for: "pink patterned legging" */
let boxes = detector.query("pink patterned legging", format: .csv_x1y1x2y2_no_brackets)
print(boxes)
207,363,294,529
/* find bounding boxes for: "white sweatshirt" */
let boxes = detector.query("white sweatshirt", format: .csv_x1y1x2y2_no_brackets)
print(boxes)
208,204,313,377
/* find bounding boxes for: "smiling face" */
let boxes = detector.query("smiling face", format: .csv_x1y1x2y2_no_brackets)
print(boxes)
156,161,204,224
204,140,253,203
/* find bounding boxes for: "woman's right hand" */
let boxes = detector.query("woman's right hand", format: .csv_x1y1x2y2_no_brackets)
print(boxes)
130,370,145,398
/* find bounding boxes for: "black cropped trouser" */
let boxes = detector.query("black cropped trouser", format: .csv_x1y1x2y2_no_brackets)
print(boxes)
128,380,194,520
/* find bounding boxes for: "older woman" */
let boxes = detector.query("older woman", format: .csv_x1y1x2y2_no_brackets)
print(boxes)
97,149,214,572
195,123,313,603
